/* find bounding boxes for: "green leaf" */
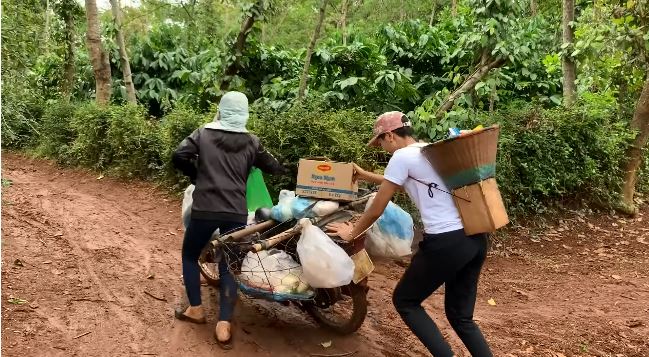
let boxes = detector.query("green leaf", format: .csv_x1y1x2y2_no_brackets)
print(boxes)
339,77,359,90
550,95,561,105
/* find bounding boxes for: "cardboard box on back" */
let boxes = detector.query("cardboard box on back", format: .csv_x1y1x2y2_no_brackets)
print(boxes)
452,178,509,235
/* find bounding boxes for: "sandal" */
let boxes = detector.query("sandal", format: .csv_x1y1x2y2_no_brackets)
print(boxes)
174,307,206,324
215,322,233,350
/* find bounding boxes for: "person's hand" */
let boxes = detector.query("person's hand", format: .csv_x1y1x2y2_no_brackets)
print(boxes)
352,163,368,182
325,221,354,241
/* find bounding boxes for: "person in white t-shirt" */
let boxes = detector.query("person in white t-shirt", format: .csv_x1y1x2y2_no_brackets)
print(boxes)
327,111,493,357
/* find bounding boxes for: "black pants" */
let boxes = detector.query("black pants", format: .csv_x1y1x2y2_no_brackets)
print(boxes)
392,229,493,357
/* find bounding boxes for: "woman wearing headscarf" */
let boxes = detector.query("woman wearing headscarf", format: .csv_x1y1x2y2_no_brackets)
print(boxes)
172,91,285,349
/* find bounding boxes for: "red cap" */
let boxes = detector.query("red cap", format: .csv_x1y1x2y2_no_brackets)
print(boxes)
367,111,411,147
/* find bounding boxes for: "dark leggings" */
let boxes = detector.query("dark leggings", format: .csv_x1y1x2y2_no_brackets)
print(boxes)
392,229,493,357
182,218,244,321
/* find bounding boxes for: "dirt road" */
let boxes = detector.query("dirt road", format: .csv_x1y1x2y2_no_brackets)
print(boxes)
2,153,648,356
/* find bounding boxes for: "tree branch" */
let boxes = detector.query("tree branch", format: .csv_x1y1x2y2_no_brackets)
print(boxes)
434,57,506,119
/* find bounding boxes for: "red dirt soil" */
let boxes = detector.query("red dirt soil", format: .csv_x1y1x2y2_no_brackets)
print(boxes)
1,153,648,356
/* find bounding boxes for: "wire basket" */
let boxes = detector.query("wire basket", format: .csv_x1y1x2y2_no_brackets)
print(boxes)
220,220,316,302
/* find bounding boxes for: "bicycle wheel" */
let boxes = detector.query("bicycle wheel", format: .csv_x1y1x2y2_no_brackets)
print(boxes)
198,240,221,286
302,282,368,335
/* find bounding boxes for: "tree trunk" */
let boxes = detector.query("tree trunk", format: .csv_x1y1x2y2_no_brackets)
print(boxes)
42,0,51,52
340,0,348,46
110,0,136,104
531,0,537,15
220,1,262,91
452,0,458,17
429,0,437,26
435,57,506,119
620,75,649,214
562,0,576,106
62,10,76,101
85,0,112,104
489,81,496,112
298,0,329,101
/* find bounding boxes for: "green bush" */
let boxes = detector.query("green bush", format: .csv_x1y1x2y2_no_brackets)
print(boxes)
249,100,387,197
67,103,115,170
35,101,77,161
410,94,636,215
479,104,632,215
1,79,45,148
158,105,213,187
4,96,647,217
106,105,163,179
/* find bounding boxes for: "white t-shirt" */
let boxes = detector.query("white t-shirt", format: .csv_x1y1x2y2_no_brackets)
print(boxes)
383,143,463,234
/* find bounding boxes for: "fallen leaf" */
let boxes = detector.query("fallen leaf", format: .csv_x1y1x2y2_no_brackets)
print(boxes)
43,261,53,264
168,230,177,236
147,274,155,280
13,259,24,267
7,297,28,305
320,341,332,348
96,174,104,180
487,298,497,306
562,244,572,250
611,275,622,280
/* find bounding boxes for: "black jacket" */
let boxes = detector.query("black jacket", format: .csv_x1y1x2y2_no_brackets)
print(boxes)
172,128,285,223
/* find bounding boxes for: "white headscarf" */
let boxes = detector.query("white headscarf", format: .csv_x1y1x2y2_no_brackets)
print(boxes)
204,91,249,133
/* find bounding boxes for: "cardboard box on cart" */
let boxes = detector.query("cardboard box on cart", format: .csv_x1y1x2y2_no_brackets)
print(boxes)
295,159,358,201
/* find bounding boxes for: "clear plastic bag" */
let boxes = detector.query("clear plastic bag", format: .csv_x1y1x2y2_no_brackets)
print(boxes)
239,249,310,294
296,219,355,288
181,184,194,229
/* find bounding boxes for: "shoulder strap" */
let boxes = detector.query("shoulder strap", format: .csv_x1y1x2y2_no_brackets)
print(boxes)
408,176,471,203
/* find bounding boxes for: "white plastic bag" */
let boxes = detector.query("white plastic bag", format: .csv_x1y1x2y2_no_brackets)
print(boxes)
182,184,194,229
291,197,340,219
312,200,340,217
270,190,296,221
364,195,414,258
239,249,310,294
296,219,355,288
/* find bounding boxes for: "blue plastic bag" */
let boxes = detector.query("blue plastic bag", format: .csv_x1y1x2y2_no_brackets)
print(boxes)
291,197,317,219
270,190,296,221
365,197,414,258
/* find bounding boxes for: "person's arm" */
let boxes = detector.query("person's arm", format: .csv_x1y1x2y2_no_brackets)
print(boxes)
172,129,200,184
326,179,400,241
353,163,384,185
253,141,288,175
